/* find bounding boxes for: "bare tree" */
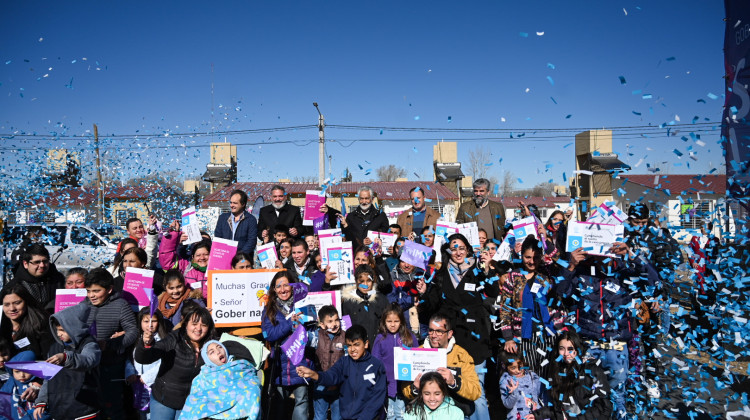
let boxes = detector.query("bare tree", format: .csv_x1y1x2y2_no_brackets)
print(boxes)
376,165,406,182
466,145,492,180
500,171,516,196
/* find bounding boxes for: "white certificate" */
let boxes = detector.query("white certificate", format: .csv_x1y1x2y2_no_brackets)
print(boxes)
394,347,448,381
566,221,625,257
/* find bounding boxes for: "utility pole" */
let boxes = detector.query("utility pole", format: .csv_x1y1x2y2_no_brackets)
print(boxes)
94,124,104,223
313,103,325,186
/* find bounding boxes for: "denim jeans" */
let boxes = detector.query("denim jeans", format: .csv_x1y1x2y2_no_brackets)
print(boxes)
586,345,628,420
467,360,489,420
312,386,340,420
277,384,309,420
149,395,181,420
387,396,405,420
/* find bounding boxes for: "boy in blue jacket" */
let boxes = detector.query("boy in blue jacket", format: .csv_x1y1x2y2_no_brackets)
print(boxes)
0,351,48,420
297,324,387,420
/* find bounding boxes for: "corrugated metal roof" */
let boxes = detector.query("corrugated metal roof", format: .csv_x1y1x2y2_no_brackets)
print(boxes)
203,181,459,203
620,174,726,195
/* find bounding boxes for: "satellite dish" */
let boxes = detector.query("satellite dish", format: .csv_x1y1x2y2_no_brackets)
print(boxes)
250,196,264,219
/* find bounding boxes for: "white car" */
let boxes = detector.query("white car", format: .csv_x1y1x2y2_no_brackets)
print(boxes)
3,223,121,274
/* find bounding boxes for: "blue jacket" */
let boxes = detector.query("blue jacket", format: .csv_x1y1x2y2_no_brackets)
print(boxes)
261,306,314,387
0,351,50,420
555,257,658,342
500,371,543,420
317,351,387,420
214,210,258,256
371,332,418,398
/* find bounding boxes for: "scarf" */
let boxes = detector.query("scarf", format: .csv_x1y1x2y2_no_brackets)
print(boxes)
520,274,555,339
191,263,207,273
158,287,191,319
448,258,473,288
277,297,294,317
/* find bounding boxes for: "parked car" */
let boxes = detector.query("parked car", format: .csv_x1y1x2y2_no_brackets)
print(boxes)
3,223,121,275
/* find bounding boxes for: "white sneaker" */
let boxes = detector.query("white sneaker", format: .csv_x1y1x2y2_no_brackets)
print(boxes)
645,379,661,399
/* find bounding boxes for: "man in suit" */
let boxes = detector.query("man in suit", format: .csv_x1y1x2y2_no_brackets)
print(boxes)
214,189,258,256
257,185,304,241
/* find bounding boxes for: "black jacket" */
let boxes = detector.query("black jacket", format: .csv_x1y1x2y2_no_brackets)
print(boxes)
283,257,319,283
40,304,101,420
534,361,612,420
342,207,389,248
418,260,498,364
257,203,303,239
9,264,64,312
134,329,205,410
82,291,138,365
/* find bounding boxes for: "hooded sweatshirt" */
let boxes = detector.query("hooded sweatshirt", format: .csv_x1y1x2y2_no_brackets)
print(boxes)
179,340,262,420
36,304,101,420
0,351,49,420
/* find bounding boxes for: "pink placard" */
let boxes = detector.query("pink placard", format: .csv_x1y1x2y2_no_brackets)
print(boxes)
123,268,155,307
304,190,327,223
207,237,238,271
54,289,87,313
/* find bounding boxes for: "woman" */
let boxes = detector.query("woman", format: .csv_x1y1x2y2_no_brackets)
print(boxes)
261,271,314,420
64,267,88,289
545,210,568,259
533,330,612,419
114,247,164,296
0,285,53,359
231,252,253,270
479,241,498,276
108,237,138,278
134,306,216,420
416,233,497,420
499,235,564,378
159,220,211,299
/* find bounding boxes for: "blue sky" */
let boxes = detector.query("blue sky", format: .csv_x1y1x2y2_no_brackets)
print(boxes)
0,1,726,189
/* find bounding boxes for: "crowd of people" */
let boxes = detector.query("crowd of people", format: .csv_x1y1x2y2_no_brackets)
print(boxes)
0,178,722,420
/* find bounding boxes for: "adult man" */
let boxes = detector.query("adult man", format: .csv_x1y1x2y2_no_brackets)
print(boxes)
396,187,440,240
558,244,659,420
338,186,389,248
9,243,64,310
455,178,506,241
283,239,319,283
214,189,258,256
257,185,304,240
401,314,481,417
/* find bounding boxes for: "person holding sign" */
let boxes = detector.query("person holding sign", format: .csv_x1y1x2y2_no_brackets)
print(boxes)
335,186,389,248
0,285,53,361
296,325,388,420
497,236,565,378
455,178,506,242
401,314,481,418
557,245,658,420
214,189,259,256
258,185,304,240
415,233,496,420
113,247,164,296
261,272,314,420
159,220,212,298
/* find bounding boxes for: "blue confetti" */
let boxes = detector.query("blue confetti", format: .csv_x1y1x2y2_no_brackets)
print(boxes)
618,76,627,84
546,76,554,85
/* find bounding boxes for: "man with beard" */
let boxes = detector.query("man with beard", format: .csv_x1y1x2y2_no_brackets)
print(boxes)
257,185,304,241
396,187,441,240
337,186,389,248
8,243,64,310
455,178,506,241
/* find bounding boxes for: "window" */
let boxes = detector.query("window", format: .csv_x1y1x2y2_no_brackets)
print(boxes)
71,227,103,247
680,201,711,229
115,210,138,227
43,226,67,246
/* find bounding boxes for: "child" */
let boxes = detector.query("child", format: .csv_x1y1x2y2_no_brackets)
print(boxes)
312,305,346,420
33,304,101,420
0,351,47,420
0,337,13,386
297,325,387,420
180,340,261,420
403,372,464,420
125,308,169,420
342,265,388,345
157,269,205,328
82,267,137,420
499,351,542,420
372,304,418,420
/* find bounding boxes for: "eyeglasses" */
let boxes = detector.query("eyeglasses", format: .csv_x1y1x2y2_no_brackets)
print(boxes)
428,328,449,336
28,259,50,266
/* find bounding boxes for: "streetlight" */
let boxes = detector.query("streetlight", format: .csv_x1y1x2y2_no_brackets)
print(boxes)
313,103,325,186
